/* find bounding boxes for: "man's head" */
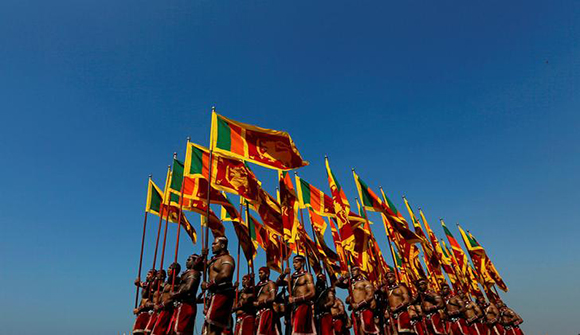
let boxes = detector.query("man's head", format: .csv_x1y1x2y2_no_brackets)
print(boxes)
186,254,201,270
496,300,506,309
146,269,156,282
293,255,306,271
385,270,396,285
351,266,361,278
258,267,270,282
458,290,466,300
440,283,450,296
416,278,428,292
317,273,326,282
242,274,253,288
476,296,488,306
168,262,181,279
156,269,167,281
212,237,228,254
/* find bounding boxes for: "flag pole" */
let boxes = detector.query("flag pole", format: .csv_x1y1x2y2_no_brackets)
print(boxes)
203,106,216,310
157,198,172,295
378,186,401,282
234,200,244,305
135,174,152,308
245,202,256,276
172,143,190,292
152,166,171,270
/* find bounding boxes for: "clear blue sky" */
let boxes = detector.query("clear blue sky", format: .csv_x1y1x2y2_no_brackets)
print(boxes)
1,0,579,334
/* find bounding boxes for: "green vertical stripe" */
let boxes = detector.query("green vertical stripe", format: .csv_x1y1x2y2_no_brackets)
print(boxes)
189,146,204,175
216,117,232,151
358,177,374,207
171,159,184,192
248,216,256,240
150,186,163,213
385,194,399,214
442,225,453,238
300,179,312,205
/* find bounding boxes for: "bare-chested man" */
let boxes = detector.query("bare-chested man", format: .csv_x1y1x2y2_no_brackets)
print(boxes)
463,294,486,335
498,301,524,335
254,267,279,335
279,255,316,335
133,269,157,334
415,279,446,335
152,262,181,335
477,297,502,335
315,273,336,335
440,284,469,335
169,254,204,335
330,292,351,335
202,236,236,335
233,274,256,335
384,270,414,334
144,269,166,334
337,266,379,335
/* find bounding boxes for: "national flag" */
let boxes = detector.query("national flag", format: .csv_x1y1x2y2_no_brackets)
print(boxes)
466,229,508,292
210,112,308,170
184,142,261,201
328,217,348,275
352,171,384,213
146,176,197,244
279,171,299,242
441,219,469,276
308,208,327,235
378,188,421,244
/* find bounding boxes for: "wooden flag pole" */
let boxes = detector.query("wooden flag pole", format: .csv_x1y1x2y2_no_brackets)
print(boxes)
152,166,171,270
156,202,172,296
379,186,401,282
134,174,153,308
245,202,256,276
203,107,216,310
171,144,190,292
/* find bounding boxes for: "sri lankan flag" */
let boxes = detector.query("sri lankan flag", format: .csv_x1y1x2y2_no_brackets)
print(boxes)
278,171,299,242
464,229,508,292
352,171,383,213
146,176,197,244
210,111,308,170
378,187,421,244
296,175,366,225
325,158,356,253
184,142,261,201
441,219,469,276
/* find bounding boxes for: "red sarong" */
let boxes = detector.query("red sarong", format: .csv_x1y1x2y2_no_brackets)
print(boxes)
490,324,504,335
256,308,279,335
504,327,523,335
291,303,316,335
169,302,197,335
447,318,470,335
412,319,427,335
470,321,489,335
354,309,378,335
235,313,256,335
133,312,151,333
152,309,173,335
206,292,235,329
425,312,446,335
332,318,346,335
145,312,159,333
392,310,413,333
319,313,334,335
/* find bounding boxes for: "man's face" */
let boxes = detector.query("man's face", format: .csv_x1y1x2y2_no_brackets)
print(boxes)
293,258,303,271
352,268,361,278
146,270,155,281
259,269,269,281
417,280,427,292
168,266,177,278
440,285,450,296
212,239,222,254
476,296,486,306
242,276,250,287
186,256,194,269
386,272,396,285
157,271,166,281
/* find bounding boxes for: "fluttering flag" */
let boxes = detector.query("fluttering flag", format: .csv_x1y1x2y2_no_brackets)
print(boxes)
184,142,261,201
278,171,300,243
403,197,444,287
325,158,357,254
307,208,328,235
210,112,308,170
146,176,197,244
441,219,470,277
462,228,509,292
